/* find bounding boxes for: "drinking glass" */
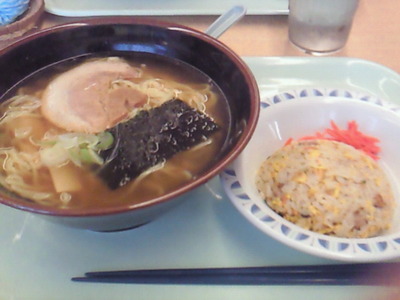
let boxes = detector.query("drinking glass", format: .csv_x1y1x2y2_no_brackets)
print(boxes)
288,0,359,55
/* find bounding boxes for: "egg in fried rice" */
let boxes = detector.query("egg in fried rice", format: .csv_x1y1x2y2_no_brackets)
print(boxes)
255,139,395,238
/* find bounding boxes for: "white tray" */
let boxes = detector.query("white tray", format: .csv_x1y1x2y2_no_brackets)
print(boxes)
44,0,289,17
1,57,400,300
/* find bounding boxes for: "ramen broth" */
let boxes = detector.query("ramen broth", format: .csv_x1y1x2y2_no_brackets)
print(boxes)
0,53,230,210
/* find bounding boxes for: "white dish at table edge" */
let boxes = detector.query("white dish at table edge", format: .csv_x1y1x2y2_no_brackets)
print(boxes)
44,0,289,16
221,87,400,262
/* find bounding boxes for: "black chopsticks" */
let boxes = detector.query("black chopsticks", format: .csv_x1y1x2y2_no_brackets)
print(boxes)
71,262,400,286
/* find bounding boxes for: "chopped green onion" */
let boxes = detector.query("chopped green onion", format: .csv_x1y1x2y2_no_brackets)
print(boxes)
39,144,70,167
39,131,113,167
96,132,114,150
79,148,104,165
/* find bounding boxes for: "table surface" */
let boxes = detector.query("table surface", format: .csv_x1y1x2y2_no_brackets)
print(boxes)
1,1,400,299
34,0,400,73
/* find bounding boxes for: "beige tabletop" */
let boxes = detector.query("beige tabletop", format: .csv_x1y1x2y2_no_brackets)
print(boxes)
0,2,399,299
34,0,400,74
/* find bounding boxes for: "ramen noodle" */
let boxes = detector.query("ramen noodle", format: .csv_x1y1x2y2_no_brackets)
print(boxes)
0,55,229,210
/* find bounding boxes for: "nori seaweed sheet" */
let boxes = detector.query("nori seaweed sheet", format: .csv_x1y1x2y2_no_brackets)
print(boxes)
98,99,219,189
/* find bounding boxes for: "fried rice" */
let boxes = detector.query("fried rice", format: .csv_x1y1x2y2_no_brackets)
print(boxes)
255,139,395,238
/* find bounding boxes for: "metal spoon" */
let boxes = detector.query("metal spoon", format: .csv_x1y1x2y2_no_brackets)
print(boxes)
205,5,247,38
202,5,247,200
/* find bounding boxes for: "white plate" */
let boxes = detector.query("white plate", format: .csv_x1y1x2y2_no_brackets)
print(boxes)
221,87,400,262
1,57,400,300
44,0,289,17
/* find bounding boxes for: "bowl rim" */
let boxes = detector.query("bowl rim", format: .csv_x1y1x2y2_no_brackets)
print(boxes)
0,17,260,217
0,0,44,41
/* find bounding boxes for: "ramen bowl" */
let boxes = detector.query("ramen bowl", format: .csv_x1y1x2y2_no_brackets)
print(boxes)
221,88,400,262
0,18,259,231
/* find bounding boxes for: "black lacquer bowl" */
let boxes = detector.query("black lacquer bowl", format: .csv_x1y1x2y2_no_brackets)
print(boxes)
0,18,260,231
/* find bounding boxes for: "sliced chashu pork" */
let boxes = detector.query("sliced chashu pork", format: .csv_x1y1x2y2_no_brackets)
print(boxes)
41,58,147,133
